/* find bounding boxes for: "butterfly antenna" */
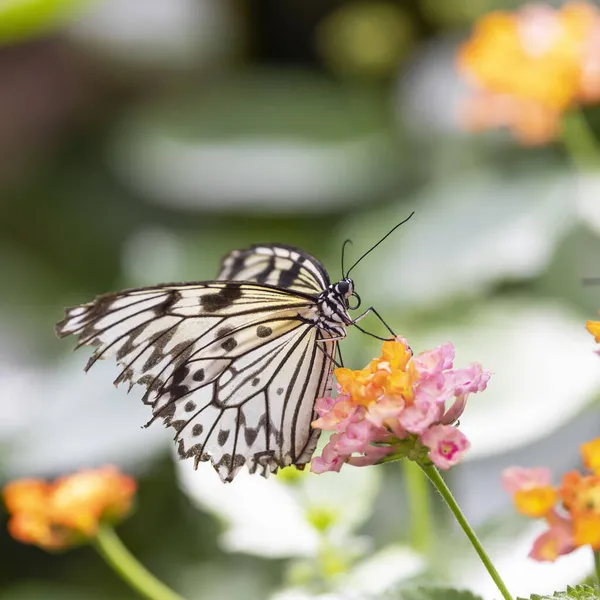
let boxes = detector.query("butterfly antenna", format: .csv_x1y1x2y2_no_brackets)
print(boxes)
345,212,415,278
341,239,353,278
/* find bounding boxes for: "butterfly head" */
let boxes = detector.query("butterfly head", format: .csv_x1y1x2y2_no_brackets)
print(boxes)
332,278,361,311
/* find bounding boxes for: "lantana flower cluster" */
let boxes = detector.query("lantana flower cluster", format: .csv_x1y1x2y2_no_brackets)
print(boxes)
3,466,136,550
502,438,600,561
310,339,490,474
458,2,600,145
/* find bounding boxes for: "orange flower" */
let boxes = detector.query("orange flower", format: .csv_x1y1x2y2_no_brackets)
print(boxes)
560,470,600,549
333,340,417,407
503,437,600,560
458,2,600,145
3,466,136,551
586,319,600,343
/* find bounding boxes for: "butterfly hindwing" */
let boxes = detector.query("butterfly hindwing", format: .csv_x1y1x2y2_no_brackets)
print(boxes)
219,244,330,296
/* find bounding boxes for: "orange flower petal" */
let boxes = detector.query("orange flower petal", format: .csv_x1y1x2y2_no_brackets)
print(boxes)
581,438,600,475
514,486,558,518
573,513,600,549
3,479,50,515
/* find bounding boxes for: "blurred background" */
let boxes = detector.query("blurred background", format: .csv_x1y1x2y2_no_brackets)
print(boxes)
1,0,600,598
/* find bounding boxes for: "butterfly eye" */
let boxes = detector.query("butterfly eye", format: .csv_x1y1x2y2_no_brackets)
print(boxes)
347,291,361,310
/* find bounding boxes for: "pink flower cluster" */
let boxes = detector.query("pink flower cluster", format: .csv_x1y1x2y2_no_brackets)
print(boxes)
311,340,491,473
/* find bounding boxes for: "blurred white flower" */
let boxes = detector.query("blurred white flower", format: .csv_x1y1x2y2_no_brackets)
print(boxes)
398,34,466,136
109,73,402,213
68,0,239,68
270,545,425,600
112,132,397,213
341,545,425,596
342,169,575,309
177,455,381,558
415,299,600,459
455,521,592,599
0,348,168,477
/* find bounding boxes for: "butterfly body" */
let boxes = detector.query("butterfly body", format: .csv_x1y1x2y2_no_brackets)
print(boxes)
56,244,359,482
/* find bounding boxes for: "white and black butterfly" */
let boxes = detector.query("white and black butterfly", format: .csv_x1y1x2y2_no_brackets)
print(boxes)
56,215,413,482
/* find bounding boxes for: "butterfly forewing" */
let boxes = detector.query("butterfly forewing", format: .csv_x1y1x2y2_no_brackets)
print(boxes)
56,245,340,482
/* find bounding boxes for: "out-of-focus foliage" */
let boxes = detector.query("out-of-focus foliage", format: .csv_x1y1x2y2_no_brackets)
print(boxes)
1,0,600,599
0,0,90,43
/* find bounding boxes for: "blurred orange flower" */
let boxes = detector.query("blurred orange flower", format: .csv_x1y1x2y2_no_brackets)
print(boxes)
502,438,600,561
586,319,600,343
3,466,136,551
458,2,600,145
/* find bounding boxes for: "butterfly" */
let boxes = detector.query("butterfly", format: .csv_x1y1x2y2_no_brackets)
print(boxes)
55,214,413,482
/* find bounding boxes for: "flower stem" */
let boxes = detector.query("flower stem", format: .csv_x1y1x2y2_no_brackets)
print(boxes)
403,460,432,554
93,524,186,600
420,464,513,600
594,549,600,584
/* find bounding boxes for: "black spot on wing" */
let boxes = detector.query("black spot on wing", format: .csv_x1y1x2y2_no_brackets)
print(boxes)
221,338,237,352
256,325,272,338
201,284,243,312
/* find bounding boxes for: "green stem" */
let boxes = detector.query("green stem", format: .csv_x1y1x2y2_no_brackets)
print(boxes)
420,464,513,600
93,524,186,600
403,460,432,554
561,109,600,171
594,549,600,584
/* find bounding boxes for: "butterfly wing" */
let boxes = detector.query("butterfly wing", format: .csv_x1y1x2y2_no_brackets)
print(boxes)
218,244,330,295
56,280,336,481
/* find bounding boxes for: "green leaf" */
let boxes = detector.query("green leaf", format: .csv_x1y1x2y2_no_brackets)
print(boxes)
0,0,90,44
393,588,484,600
517,583,600,600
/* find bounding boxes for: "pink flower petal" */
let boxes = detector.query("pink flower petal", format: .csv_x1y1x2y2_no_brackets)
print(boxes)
314,395,338,417
501,466,553,494
440,394,467,425
398,397,443,435
528,522,575,562
452,363,491,396
333,421,374,455
348,445,394,467
420,424,471,469
413,342,455,375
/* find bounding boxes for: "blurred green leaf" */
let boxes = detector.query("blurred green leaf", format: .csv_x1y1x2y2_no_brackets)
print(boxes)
0,0,90,43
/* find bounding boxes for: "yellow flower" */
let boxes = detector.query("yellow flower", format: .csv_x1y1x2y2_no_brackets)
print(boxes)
3,466,136,551
458,2,600,144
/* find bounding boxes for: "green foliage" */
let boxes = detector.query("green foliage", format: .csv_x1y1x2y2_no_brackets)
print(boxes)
0,0,90,44
392,588,484,600
517,584,600,600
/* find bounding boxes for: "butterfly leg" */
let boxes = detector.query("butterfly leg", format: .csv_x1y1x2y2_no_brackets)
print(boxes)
350,307,396,341
315,342,342,368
